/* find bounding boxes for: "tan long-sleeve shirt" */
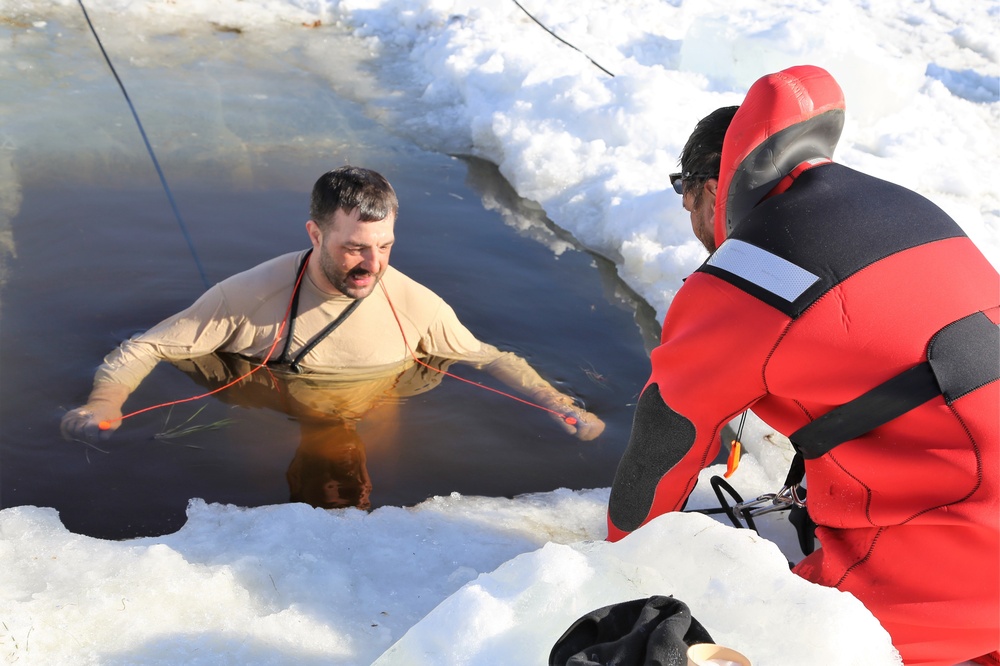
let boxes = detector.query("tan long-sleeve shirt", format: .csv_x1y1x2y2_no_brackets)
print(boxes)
94,250,556,397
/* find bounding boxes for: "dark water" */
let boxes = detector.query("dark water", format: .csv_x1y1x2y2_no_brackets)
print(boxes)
0,14,663,540
1,153,659,540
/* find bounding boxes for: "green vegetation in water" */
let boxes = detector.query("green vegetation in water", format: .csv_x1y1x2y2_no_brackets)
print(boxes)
154,405,235,441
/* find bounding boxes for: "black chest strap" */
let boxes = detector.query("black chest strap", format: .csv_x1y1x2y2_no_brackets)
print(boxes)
271,249,366,374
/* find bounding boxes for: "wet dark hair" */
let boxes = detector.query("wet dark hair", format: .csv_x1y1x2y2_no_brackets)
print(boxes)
679,105,739,193
310,166,399,228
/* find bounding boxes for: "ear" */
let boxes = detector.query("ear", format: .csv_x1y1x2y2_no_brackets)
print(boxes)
305,220,323,249
704,178,719,198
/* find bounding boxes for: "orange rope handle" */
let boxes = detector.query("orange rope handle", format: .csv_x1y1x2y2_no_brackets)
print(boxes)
98,255,310,430
378,281,578,426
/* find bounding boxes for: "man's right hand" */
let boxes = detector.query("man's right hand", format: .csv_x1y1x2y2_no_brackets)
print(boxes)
60,384,129,444
60,403,122,444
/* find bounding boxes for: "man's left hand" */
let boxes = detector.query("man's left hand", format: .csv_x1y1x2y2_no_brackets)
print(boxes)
533,387,606,441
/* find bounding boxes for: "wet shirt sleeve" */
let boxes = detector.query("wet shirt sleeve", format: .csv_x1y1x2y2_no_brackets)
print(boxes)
417,300,556,394
93,285,245,392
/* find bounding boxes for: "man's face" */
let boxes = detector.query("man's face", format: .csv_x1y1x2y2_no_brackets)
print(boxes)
683,178,718,253
306,207,395,298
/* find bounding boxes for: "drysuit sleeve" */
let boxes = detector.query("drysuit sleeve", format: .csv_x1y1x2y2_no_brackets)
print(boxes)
606,272,791,541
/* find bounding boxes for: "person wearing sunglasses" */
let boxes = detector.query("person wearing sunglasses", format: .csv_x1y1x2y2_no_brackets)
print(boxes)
669,163,726,254
607,65,998,665
666,107,734,257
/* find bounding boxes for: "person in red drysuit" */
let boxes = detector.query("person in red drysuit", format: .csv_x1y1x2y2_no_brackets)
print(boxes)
606,65,999,665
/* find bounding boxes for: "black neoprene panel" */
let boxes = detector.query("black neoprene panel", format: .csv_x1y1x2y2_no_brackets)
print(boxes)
608,383,696,533
928,311,1000,404
701,164,966,318
724,110,844,234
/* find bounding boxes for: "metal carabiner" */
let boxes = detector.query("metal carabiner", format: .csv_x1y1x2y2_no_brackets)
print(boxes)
734,484,806,520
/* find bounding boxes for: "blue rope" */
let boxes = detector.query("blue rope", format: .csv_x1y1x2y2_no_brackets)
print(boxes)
76,0,210,289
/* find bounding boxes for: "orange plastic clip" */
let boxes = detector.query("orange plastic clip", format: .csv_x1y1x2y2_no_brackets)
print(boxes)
724,439,742,478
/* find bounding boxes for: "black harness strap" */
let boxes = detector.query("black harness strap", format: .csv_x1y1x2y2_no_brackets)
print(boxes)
760,360,939,557
789,362,941,463
271,248,366,374
273,250,312,366
786,311,999,485
287,299,363,373
722,312,998,557
779,362,941,508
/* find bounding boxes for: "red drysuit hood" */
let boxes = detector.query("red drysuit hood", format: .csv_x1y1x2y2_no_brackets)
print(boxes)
714,65,846,247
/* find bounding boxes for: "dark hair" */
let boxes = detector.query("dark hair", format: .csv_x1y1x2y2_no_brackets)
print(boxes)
310,166,399,228
679,105,739,193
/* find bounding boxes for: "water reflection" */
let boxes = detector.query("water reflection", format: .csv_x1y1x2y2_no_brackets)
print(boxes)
0,11,658,539
287,421,371,510
174,353,456,511
458,155,661,354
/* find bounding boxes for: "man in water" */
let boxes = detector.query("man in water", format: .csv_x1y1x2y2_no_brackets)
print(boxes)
607,66,998,664
62,166,604,444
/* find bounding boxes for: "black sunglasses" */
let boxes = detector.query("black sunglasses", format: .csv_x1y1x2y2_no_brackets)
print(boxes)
669,171,716,195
